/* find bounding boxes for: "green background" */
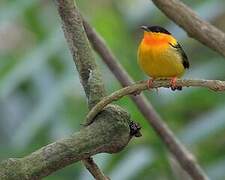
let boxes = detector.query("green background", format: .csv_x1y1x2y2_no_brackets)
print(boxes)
0,0,225,179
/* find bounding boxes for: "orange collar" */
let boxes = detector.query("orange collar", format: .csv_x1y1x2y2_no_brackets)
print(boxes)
143,32,174,46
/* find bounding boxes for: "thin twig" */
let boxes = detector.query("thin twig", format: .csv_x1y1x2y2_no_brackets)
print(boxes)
82,158,110,180
84,21,209,180
86,79,225,125
152,0,225,58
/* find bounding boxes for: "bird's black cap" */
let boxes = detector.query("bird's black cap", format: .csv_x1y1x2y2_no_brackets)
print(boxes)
141,25,171,35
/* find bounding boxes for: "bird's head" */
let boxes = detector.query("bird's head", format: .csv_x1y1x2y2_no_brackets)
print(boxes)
141,25,171,35
140,25,174,46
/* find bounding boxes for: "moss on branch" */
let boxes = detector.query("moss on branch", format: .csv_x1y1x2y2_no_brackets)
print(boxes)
0,105,131,180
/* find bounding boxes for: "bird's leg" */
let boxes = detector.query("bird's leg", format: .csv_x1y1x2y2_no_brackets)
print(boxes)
170,77,182,91
147,78,160,93
147,78,155,89
170,77,177,90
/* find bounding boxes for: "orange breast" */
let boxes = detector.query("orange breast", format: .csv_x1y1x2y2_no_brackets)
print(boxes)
143,32,177,47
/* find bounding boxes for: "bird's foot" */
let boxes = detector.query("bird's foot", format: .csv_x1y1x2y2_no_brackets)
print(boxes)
170,77,182,91
147,78,160,93
147,78,155,89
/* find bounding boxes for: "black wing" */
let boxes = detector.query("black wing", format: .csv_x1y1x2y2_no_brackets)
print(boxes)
170,43,189,69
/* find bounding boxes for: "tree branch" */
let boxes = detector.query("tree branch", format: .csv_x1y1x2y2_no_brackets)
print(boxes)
0,105,131,180
0,1,141,179
56,0,106,109
55,0,109,178
152,0,225,58
55,0,134,179
86,79,225,125
82,158,110,180
83,21,209,180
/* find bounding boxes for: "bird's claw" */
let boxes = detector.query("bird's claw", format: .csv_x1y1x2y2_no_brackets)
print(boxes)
170,77,182,91
147,78,154,89
171,86,182,91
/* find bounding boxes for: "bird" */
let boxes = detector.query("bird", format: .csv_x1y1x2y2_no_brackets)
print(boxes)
137,25,189,90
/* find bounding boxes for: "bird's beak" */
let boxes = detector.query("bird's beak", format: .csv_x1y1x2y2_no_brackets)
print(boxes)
141,26,149,31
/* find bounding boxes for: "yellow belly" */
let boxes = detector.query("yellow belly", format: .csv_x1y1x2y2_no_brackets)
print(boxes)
138,42,185,78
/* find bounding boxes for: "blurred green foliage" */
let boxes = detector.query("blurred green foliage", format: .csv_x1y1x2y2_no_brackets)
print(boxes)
0,0,225,179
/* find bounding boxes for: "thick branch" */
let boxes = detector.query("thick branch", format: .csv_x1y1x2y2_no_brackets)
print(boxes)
152,0,225,58
84,21,209,180
55,0,133,179
86,79,225,125
55,0,109,178
0,105,131,180
56,0,106,109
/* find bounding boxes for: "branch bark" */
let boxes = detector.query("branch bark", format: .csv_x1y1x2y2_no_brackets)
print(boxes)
0,105,131,180
56,0,106,109
55,0,134,179
83,21,209,180
152,0,225,58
